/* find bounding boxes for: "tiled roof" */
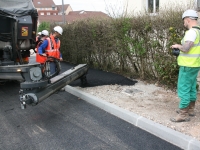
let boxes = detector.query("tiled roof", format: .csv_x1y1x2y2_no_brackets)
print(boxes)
38,10,58,15
39,15,63,23
33,0,55,8
56,4,71,12
68,11,85,15
38,10,58,13
38,11,110,24
69,11,109,17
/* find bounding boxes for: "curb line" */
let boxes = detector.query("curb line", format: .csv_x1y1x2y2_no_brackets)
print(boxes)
65,85,200,150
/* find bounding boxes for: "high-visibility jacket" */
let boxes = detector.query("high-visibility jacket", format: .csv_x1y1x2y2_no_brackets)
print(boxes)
178,27,200,67
45,35,61,59
36,37,51,63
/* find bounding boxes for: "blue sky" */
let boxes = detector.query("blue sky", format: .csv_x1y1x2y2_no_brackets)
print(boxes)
53,0,123,15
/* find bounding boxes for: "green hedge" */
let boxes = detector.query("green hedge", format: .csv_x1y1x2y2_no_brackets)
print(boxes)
56,9,187,88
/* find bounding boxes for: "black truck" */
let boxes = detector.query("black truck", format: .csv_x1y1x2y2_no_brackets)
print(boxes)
0,0,88,109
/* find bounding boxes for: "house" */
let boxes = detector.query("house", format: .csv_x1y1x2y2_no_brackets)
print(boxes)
38,11,109,24
123,0,199,16
32,0,109,25
33,0,73,16
56,4,72,15
33,0,58,15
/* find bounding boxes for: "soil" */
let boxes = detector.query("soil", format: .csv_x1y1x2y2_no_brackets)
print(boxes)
74,79,200,142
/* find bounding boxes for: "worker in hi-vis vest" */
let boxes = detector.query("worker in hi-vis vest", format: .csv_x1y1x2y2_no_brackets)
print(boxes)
36,30,50,64
46,26,63,75
171,9,200,122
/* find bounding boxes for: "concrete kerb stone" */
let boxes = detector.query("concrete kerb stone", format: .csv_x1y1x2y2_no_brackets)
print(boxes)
65,85,200,150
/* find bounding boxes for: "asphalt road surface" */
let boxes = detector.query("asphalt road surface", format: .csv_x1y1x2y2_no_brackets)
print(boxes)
0,58,182,150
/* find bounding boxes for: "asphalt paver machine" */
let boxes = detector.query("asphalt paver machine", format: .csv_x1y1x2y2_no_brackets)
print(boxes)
0,0,88,109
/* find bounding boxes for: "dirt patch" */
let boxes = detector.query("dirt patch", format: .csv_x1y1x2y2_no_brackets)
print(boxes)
75,80,200,141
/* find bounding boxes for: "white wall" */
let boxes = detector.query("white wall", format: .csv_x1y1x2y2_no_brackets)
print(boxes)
124,0,145,16
124,0,196,16
159,0,195,9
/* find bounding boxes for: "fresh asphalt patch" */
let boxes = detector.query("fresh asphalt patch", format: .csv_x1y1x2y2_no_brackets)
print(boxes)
60,62,138,87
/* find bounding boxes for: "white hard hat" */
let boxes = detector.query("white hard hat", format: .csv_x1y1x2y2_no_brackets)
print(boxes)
182,9,198,20
54,26,63,35
38,32,41,35
41,30,49,36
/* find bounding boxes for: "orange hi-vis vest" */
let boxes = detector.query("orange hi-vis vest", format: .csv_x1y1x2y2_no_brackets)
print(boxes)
36,37,51,64
46,35,60,59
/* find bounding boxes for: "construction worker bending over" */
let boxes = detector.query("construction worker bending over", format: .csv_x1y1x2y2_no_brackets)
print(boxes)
36,30,50,65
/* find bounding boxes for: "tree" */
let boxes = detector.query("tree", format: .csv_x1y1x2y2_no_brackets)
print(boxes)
37,22,50,33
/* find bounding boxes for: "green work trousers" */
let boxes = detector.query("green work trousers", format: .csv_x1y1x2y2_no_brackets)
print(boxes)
178,66,200,109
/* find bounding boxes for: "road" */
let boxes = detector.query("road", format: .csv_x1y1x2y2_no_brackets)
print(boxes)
0,57,182,150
